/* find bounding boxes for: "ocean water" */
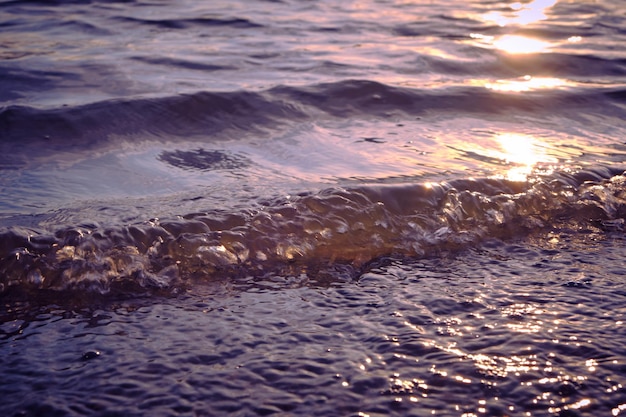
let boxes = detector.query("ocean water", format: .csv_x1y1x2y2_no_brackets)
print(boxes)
1,0,626,415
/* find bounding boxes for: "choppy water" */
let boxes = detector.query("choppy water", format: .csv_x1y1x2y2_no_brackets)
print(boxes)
2,0,626,415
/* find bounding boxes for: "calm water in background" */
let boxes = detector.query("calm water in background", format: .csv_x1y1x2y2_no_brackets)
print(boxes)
2,0,626,415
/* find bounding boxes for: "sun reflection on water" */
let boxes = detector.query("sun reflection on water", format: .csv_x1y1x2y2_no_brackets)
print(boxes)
498,133,557,181
499,134,540,165
494,34,552,54
469,133,558,181
469,33,553,54
484,75,567,92
481,0,558,27
470,0,567,56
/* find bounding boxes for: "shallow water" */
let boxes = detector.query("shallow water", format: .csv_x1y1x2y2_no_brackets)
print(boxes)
2,231,626,416
1,0,626,415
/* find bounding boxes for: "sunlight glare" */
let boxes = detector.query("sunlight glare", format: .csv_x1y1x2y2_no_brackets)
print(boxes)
500,134,540,165
469,33,553,54
485,75,567,92
496,134,557,181
482,0,558,26
493,35,552,54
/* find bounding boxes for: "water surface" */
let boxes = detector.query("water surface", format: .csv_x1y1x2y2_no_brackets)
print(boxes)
1,0,626,415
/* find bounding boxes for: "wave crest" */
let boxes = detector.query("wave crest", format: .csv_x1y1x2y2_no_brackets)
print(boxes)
2,168,625,297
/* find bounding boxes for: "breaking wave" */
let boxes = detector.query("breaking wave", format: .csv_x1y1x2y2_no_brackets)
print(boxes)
2,166,625,297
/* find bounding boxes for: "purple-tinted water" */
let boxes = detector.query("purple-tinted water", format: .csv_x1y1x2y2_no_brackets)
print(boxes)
1,0,626,415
